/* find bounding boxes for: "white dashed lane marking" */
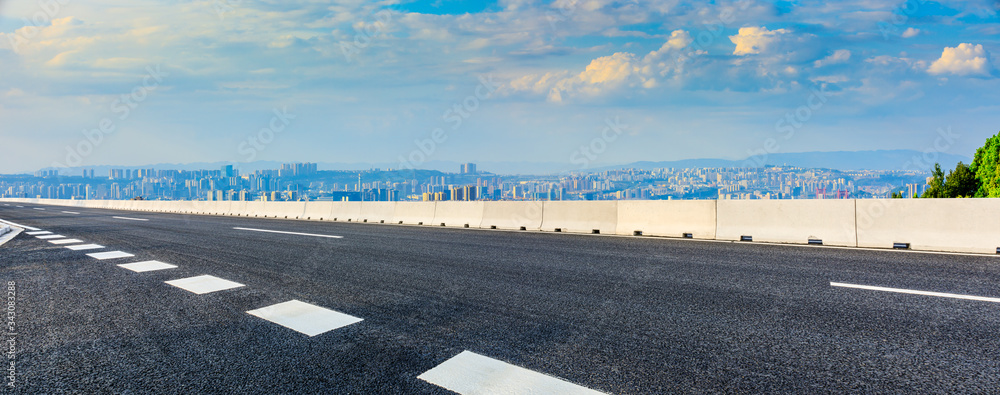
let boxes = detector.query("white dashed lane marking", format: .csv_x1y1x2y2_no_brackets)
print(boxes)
62,211,80,215
112,216,148,221
33,208,44,211
118,261,178,273
247,300,363,337
233,227,343,239
49,239,83,245
87,251,135,260
831,282,1000,303
26,231,51,236
36,235,65,240
418,351,607,395
166,275,245,295
65,244,105,251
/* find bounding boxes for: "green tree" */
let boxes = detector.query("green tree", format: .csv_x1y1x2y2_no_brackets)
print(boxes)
922,163,945,198
943,162,979,198
971,132,1000,197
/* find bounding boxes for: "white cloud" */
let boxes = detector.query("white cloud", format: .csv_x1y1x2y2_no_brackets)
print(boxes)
927,43,993,77
729,26,788,56
503,30,694,101
814,49,851,67
901,27,920,38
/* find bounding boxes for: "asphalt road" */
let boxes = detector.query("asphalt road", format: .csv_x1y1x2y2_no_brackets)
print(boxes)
1,203,1000,394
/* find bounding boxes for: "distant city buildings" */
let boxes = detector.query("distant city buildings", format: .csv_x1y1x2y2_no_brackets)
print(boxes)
0,162,930,202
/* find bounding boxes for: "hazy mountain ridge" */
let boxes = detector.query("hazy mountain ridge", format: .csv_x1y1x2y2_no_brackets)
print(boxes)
590,150,971,173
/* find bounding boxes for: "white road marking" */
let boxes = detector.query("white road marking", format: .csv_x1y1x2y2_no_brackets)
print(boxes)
831,282,1000,303
165,275,245,294
15,206,23,208
49,239,83,245
118,261,178,273
419,351,606,395
25,231,51,236
87,251,135,260
233,227,343,239
62,211,80,215
33,208,44,211
113,216,148,221
65,244,105,251
247,300,363,337
0,220,39,231
35,235,65,240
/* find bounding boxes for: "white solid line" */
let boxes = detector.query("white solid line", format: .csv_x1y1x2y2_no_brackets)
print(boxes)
118,261,178,273
830,282,1000,303
49,239,83,245
65,244,104,251
247,300,363,337
233,227,343,239
62,211,80,215
166,275,245,294
113,216,148,221
419,351,606,395
87,251,135,260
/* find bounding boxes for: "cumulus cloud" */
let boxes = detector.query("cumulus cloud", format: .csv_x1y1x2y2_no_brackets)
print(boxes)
901,28,920,38
814,49,851,67
504,30,693,102
729,26,788,56
927,43,994,77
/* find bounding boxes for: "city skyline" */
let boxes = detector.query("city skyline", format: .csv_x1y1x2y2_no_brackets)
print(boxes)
2,160,934,202
1,1,998,174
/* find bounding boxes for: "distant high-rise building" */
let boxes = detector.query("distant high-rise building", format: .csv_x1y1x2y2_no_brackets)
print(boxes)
460,163,477,174
222,164,235,178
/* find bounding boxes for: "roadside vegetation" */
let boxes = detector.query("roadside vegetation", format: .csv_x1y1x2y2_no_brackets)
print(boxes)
920,132,1000,198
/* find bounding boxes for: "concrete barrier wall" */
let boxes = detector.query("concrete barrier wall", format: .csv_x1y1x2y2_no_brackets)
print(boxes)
616,200,718,239
392,202,437,225
432,202,485,228
4,197,1000,255
479,201,544,230
260,201,306,219
717,199,857,247
328,202,363,222
145,201,168,212
359,202,395,223
541,201,617,234
208,201,231,216
186,201,209,214
856,199,1000,254
302,202,334,221
226,201,248,216
170,200,194,214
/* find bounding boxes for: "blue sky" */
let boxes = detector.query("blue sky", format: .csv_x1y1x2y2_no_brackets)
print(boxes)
0,0,998,173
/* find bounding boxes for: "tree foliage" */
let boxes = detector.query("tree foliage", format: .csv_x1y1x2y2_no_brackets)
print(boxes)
922,164,946,198
943,162,979,198
923,162,981,198
971,132,1000,198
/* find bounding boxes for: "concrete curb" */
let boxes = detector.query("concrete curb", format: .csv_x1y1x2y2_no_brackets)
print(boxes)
0,224,23,247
